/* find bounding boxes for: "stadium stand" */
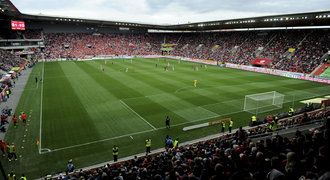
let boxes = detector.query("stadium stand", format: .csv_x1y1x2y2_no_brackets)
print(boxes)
43,33,162,59
21,29,43,39
55,107,329,180
0,49,25,71
5,26,327,75
0,2,330,178
38,29,330,74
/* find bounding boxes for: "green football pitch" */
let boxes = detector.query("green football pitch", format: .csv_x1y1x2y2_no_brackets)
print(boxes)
3,58,330,178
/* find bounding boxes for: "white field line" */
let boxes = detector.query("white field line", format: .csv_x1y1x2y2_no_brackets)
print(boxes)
172,109,244,128
123,92,220,116
124,80,288,102
41,109,244,154
174,86,191,93
198,106,220,116
119,100,157,130
39,61,45,154
39,88,329,154
38,61,329,154
123,91,244,103
45,123,323,180
43,129,155,153
123,86,228,101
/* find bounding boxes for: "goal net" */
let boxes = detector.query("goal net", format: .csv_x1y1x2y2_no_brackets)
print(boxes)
243,91,285,114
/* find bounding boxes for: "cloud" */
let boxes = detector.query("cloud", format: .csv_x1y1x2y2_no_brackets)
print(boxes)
11,0,330,24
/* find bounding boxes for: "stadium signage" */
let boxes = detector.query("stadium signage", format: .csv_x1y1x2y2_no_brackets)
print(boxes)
46,55,330,84
11,20,25,30
208,118,231,126
225,63,330,84
183,118,231,131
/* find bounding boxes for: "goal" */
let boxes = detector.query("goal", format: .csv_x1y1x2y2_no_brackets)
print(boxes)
243,91,285,114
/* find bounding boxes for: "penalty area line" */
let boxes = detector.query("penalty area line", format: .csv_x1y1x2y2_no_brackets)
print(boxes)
42,110,245,154
119,99,157,130
174,86,192,93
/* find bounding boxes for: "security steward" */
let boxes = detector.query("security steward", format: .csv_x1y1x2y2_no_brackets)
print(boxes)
112,145,119,162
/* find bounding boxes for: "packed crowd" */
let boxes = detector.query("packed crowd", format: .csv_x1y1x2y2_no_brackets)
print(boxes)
40,29,330,74
21,29,43,39
170,31,274,65
43,33,162,59
169,30,329,74
292,31,330,73
0,49,24,71
2,29,329,74
0,106,12,132
57,105,329,180
247,105,328,137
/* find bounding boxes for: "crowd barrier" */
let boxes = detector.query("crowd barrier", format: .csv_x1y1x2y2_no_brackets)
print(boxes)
225,63,330,84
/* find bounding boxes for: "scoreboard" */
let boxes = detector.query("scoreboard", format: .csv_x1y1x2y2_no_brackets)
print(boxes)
11,20,25,30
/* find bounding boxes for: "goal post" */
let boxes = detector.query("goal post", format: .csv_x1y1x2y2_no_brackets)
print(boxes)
243,91,285,115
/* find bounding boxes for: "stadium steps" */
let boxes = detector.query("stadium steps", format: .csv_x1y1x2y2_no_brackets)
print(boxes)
311,63,330,76
259,34,277,55
182,44,189,50
196,44,204,50
319,66,330,79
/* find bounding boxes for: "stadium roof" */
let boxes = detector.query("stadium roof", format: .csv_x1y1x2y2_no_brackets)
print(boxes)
2,0,330,31
20,11,330,31
9,0,330,24
0,0,20,16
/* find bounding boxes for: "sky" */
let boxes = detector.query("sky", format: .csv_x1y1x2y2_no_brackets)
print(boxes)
10,0,330,25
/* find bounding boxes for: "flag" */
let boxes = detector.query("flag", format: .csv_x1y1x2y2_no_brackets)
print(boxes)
288,48,296,53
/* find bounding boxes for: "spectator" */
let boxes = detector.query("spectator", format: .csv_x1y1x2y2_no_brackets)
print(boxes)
59,107,329,180
267,156,285,180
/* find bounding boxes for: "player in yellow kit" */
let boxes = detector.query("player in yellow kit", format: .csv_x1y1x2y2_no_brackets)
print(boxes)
193,80,198,87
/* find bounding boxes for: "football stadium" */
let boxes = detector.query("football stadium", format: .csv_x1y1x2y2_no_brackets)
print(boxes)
0,0,330,179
